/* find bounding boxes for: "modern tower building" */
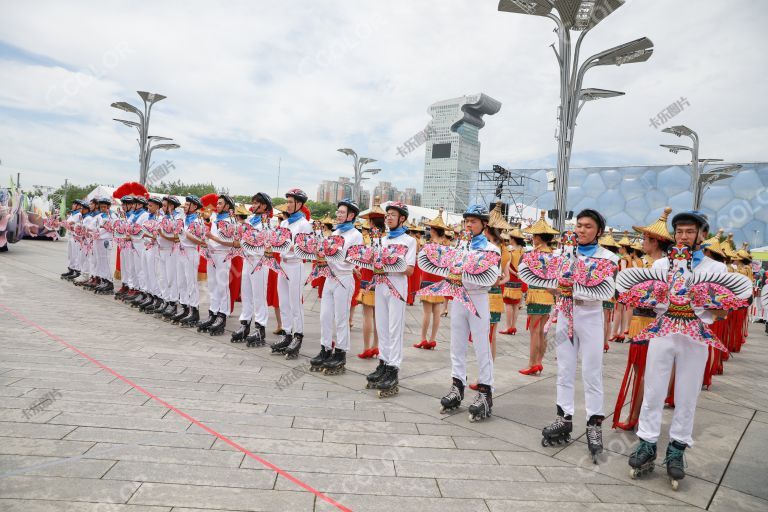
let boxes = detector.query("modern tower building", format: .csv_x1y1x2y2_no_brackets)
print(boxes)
422,93,501,213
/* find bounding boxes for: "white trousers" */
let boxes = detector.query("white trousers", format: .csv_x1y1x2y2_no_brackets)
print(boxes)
637,334,708,447
133,245,147,291
119,244,132,288
143,246,159,296
67,237,77,269
320,274,355,351
278,261,305,334
94,240,112,281
375,274,407,368
239,257,269,327
177,246,199,308
207,251,231,315
450,293,493,387
555,302,604,419
157,248,177,301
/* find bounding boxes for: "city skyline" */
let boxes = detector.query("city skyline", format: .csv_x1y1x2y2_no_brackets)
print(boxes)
0,1,766,208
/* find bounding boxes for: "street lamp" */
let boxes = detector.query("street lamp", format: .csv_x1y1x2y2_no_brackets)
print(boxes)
498,0,654,230
111,91,178,185
337,148,380,204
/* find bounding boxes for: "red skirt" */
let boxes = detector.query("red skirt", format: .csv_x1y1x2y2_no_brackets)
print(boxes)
612,342,648,430
267,253,280,307
229,255,243,312
351,273,361,307
407,266,422,305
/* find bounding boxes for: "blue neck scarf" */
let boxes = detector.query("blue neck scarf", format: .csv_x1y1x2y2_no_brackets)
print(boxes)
248,215,261,226
578,241,598,257
70,209,78,215
216,212,230,221
336,221,355,233
470,233,488,250
185,212,198,226
148,213,156,220
388,226,407,239
692,249,704,269
287,211,304,224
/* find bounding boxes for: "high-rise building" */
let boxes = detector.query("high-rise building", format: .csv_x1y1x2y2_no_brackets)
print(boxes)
371,182,420,206
316,177,355,203
422,93,501,213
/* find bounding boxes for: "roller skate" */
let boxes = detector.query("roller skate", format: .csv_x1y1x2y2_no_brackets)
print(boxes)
231,320,250,343
628,438,657,479
283,333,303,360
541,405,572,447
270,332,292,354
375,365,399,398
310,346,331,372
322,349,346,375
179,307,200,327
196,310,216,332
366,360,386,389
440,377,464,414
467,384,492,422
663,440,687,490
60,268,75,279
208,313,227,336
246,323,266,347
586,415,604,464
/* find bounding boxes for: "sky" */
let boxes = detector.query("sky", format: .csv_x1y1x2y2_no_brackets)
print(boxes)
0,0,766,202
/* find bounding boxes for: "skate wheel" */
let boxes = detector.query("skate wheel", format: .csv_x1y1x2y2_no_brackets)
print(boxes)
377,390,384,398
541,438,549,447
468,414,475,422
630,468,638,479
670,479,678,491
592,454,598,464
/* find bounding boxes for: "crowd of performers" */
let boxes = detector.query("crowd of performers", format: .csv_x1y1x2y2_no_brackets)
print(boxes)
55,180,766,490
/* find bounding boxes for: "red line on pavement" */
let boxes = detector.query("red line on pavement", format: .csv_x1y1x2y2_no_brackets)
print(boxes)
0,302,352,512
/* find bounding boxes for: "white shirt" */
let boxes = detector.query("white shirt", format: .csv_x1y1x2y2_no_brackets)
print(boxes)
328,227,364,276
281,216,313,263
180,213,202,248
208,212,235,253
652,254,727,324
96,211,113,240
382,232,417,275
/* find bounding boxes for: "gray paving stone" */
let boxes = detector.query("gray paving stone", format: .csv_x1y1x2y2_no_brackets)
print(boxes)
292,416,419,434
48,413,190,432
0,421,76,439
103,460,276,489
0,499,170,512
0,475,140,503
586,483,683,504
708,485,768,512
0,437,94,457
395,460,543,481
721,418,768,500
266,403,385,421
357,445,497,464
274,470,441,497
241,453,396,476
186,421,323,442
128,482,314,511
486,502,647,512
64,426,214,449
438,479,597,501
212,436,357,458
315,494,490,512
82,443,244,467
0,453,115,478
324,430,456,448
172,408,293,428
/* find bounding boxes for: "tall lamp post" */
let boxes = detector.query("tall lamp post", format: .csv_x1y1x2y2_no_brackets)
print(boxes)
498,0,654,230
337,148,381,204
111,91,179,186
660,125,742,209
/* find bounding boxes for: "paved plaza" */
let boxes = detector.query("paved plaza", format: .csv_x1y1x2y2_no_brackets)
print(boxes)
1,240,767,511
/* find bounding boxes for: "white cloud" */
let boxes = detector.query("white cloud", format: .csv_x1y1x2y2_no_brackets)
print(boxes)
0,0,766,199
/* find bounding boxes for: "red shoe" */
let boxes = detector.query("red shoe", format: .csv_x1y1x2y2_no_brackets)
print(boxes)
614,420,637,431
608,334,618,342
499,327,517,335
604,342,610,353
623,330,629,335
371,347,379,357
357,348,373,359
426,341,437,350
519,366,540,376
664,397,675,408
468,382,479,391
413,340,429,349
613,335,625,343
536,364,543,373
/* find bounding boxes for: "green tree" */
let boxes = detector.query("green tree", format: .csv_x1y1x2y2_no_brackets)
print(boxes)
149,180,216,197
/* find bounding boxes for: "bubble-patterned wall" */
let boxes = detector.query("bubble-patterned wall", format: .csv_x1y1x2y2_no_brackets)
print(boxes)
513,163,768,247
